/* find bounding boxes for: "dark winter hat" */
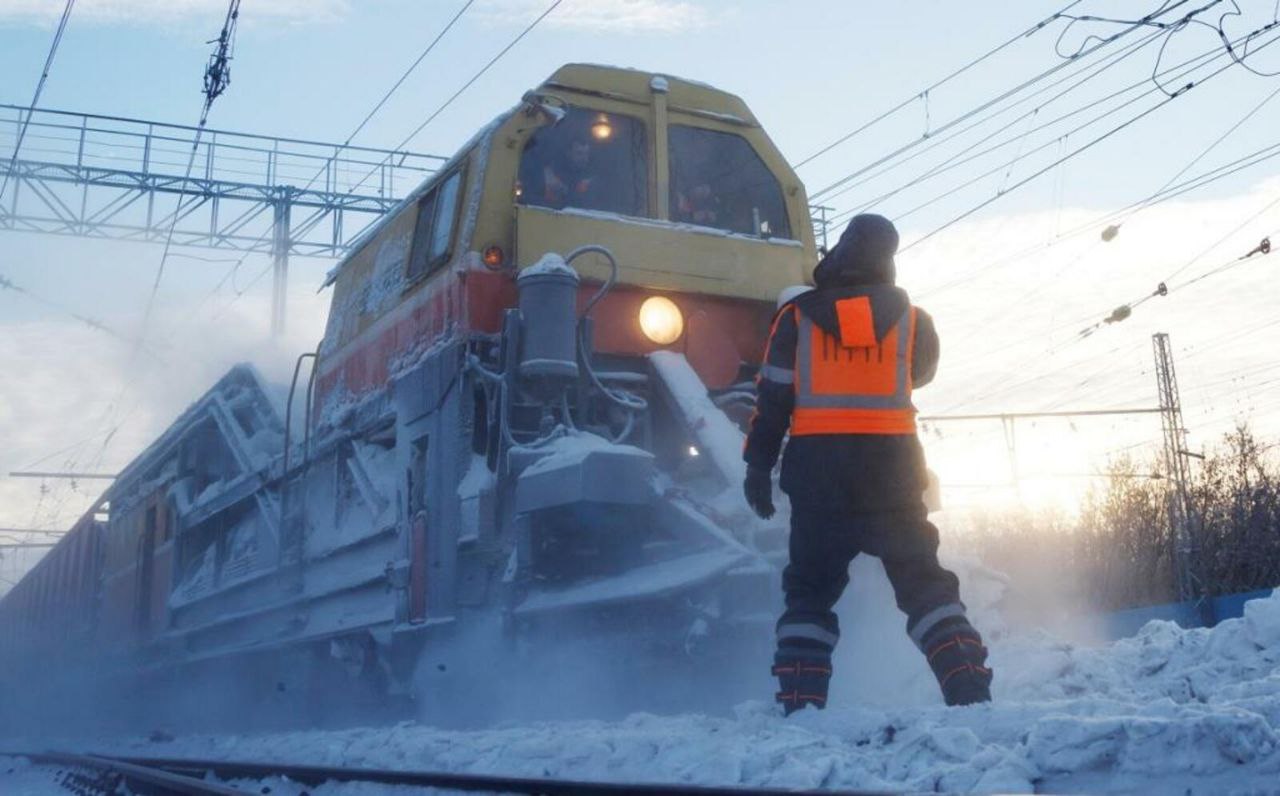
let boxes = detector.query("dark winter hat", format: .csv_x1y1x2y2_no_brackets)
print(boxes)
813,213,900,288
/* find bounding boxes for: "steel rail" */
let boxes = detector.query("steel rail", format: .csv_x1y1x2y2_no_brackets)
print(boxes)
7,751,242,795
4,751,904,795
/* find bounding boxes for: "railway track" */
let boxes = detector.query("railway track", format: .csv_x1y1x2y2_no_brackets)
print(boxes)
4,751,901,795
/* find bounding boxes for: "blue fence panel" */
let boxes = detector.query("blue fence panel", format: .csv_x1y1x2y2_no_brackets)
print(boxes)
1099,587,1276,640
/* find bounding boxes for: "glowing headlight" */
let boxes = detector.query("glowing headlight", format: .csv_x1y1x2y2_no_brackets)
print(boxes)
639,296,684,345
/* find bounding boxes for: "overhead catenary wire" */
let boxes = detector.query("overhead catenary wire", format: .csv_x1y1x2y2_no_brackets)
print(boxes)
1077,223,1277,338
206,0,562,325
344,0,565,197
793,0,1086,169
899,18,1280,256
820,23,1178,224
134,0,241,344
0,0,75,207
0,272,163,359
826,19,1279,231
196,0,477,312
809,0,1212,203
28,1,242,539
917,133,1280,364
340,0,477,155
918,130,1280,304
817,25,1172,215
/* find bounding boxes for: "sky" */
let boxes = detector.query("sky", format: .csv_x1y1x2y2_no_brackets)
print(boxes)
3,0,1280,585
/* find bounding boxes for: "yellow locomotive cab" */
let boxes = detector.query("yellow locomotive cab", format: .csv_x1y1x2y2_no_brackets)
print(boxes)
320,64,817,400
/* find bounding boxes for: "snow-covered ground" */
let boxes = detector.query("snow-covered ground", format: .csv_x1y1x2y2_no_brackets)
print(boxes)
6,577,1275,794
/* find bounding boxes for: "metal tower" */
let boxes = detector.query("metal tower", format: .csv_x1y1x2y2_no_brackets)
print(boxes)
1152,332,1198,602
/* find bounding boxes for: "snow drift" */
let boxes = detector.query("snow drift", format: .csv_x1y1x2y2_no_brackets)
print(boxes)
31,586,1276,794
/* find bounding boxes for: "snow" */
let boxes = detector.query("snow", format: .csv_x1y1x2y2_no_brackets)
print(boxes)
322,118,500,290
456,453,496,500
649,351,746,487
517,549,745,615
532,205,806,247
518,252,578,279
50,588,1280,794
0,757,66,794
362,233,411,316
777,284,814,307
517,430,650,478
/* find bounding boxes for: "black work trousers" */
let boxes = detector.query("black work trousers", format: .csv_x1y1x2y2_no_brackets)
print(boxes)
777,499,963,648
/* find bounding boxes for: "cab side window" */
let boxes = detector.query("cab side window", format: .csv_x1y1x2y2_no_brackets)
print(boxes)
407,168,464,282
517,107,648,218
669,125,792,239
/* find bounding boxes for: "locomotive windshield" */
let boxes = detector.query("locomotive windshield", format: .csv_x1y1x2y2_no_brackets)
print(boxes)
516,106,648,218
669,125,792,239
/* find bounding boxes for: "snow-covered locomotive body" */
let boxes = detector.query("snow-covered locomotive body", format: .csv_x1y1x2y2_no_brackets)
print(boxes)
0,64,818,712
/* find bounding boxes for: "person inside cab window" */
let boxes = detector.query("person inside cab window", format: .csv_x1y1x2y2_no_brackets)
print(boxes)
669,125,791,238
541,137,602,210
517,107,648,218
675,180,721,227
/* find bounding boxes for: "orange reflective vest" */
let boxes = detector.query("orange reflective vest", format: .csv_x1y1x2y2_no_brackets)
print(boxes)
790,296,918,436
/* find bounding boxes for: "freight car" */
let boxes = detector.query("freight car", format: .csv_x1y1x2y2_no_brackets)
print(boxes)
0,64,820,722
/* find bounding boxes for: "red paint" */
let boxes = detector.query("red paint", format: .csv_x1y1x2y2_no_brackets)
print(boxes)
313,267,775,417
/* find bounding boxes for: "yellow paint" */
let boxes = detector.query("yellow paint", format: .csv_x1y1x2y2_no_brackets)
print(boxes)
325,63,818,359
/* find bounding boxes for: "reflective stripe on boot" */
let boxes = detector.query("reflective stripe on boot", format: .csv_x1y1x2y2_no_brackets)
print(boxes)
924,628,992,706
773,647,832,715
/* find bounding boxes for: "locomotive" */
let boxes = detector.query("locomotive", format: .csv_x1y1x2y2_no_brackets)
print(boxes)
0,64,819,721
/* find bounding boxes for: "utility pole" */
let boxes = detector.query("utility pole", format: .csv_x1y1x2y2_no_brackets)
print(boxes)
1152,332,1199,606
1001,416,1021,497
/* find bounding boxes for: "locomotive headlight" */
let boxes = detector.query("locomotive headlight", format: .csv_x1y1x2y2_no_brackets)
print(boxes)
639,296,683,345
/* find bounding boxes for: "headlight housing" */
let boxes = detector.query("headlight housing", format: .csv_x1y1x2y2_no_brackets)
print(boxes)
639,296,684,345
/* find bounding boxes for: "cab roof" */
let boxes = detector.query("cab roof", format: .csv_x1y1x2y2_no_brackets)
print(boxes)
541,64,761,128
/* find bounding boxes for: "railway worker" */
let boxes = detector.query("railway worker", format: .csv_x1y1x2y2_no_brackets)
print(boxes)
675,180,721,227
742,213,993,713
542,137,602,210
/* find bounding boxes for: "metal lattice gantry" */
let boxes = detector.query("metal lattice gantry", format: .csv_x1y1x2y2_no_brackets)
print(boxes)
0,102,446,332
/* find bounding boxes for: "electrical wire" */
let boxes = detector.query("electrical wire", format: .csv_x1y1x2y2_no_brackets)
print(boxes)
809,0,1210,203
820,25,1176,224
207,0,564,328
196,0,475,313
1076,220,1278,338
199,2,515,326
0,0,75,206
826,21,1268,229
900,18,1280,256
342,0,477,156
345,0,565,197
135,0,241,346
918,129,1280,304
793,0,1086,169
32,1,241,538
0,272,163,359
816,24,1174,216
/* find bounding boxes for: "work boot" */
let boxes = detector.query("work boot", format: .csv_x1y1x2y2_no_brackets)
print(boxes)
772,646,832,715
922,620,992,706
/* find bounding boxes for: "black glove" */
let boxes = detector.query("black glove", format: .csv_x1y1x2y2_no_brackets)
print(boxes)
743,465,775,520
